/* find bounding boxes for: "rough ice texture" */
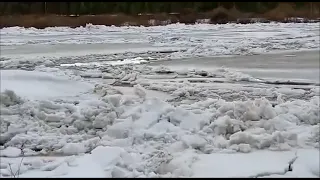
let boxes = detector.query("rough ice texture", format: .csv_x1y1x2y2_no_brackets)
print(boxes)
1,23,319,61
0,90,23,107
1,82,318,156
0,55,319,177
61,143,87,155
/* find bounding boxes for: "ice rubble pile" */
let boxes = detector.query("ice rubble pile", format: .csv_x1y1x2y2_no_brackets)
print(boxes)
73,64,261,83
0,81,319,177
1,83,319,157
1,60,260,82
69,64,318,103
1,23,319,59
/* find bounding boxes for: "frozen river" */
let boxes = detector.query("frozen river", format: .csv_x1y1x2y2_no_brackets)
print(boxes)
0,23,319,178
1,23,319,82
151,50,320,82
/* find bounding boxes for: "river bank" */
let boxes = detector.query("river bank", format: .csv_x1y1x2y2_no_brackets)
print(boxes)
1,4,319,29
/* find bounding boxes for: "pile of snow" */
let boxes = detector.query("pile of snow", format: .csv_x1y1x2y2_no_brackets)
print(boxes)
0,64,319,177
1,84,318,155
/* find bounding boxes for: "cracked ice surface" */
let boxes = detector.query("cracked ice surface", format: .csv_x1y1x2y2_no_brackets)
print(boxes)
1,23,319,63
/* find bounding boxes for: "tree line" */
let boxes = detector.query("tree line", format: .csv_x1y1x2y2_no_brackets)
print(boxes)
0,2,314,15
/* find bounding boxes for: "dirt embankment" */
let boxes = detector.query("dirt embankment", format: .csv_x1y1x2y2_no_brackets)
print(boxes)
0,3,319,28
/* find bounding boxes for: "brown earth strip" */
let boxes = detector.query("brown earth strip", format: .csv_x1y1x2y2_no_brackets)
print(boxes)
0,3,319,28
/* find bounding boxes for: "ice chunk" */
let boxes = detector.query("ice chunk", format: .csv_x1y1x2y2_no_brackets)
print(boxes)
102,73,115,79
0,90,22,106
146,120,178,136
218,102,234,114
167,142,187,153
44,112,65,122
93,112,115,129
112,166,130,178
106,119,133,139
242,105,260,121
238,144,251,153
73,120,92,131
268,115,298,131
229,132,258,147
168,108,210,131
93,116,109,129
91,146,124,168
133,84,146,99
277,87,305,96
23,148,38,156
210,116,244,136
133,111,159,130
254,98,276,120
43,60,54,66
212,136,228,148
181,135,207,149
167,108,189,125
61,143,86,155
0,147,22,157
104,95,122,107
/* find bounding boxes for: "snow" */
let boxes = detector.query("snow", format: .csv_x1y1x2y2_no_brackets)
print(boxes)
0,147,22,157
192,149,319,178
61,143,86,155
1,23,319,65
0,70,93,100
181,135,207,149
60,57,149,67
0,23,319,178
1,80,317,177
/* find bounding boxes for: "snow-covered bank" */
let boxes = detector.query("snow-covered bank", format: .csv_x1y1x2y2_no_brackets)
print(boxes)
192,149,319,178
1,148,318,178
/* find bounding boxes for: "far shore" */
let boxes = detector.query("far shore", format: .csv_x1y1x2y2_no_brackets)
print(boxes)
1,13,319,29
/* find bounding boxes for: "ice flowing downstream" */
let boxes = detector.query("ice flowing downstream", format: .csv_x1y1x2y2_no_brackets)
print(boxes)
0,23,319,178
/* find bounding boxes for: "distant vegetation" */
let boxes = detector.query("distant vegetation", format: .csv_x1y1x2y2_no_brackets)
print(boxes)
0,2,319,28
0,2,318,16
